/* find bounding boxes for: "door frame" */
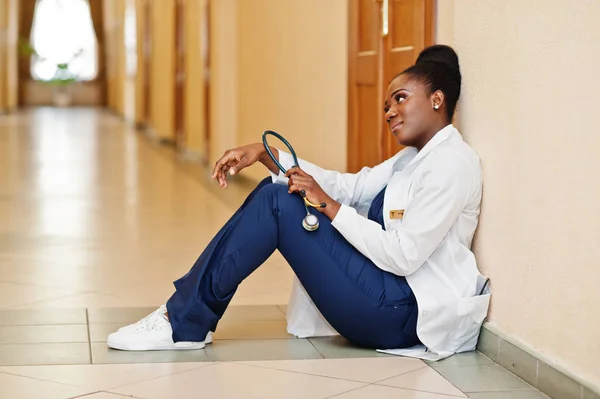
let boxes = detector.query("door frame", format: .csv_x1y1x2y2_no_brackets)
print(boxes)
347,0,436,172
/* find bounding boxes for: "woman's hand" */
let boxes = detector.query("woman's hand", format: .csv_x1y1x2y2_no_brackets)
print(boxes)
286,167,341,220
212,144,264,188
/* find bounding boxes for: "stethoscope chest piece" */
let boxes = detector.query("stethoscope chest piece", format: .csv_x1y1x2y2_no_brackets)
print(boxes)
302,213,319,232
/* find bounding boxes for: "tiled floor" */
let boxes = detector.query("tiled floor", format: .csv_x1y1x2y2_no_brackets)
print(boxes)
0,108,551,398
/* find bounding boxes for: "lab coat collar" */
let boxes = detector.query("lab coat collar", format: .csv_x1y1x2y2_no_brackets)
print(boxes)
407,124,458,167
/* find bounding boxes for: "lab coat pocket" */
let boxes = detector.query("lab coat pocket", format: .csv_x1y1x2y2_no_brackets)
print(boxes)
454,293,491,353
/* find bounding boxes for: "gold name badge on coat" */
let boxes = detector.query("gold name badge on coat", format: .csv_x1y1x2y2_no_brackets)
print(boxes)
389,210,405,220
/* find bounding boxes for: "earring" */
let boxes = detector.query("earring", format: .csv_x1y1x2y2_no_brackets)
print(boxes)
433,104,439,110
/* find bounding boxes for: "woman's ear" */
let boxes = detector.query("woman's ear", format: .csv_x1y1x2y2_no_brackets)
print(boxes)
432,90,445,110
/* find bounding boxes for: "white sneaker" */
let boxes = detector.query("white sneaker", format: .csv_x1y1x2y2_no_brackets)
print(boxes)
107,305,213,351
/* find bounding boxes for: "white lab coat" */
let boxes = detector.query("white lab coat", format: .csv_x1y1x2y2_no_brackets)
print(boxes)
269,124,490,361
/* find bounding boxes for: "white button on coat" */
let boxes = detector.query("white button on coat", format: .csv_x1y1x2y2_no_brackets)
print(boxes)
270,124,490,361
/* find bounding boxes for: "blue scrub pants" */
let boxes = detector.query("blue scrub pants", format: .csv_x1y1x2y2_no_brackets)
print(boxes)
166,178,420,349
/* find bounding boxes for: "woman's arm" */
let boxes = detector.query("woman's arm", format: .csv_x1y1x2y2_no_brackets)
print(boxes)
269,148,406,208
258,145,280,175
331,155,478,276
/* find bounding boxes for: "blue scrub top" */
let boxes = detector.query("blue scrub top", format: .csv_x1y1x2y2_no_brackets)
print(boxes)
366,186,416,304
367,186,388,228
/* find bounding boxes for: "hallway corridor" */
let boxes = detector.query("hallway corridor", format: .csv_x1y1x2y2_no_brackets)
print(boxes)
0,109,549,399
0,107,294,309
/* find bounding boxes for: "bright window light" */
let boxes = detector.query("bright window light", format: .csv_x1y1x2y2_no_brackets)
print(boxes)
30,0,98,81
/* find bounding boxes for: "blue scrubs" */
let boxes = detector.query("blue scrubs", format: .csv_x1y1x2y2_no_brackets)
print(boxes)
166,178,420,349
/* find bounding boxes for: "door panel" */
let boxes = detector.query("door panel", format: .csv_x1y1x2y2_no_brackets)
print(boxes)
390,0,425,49
348,0,383,172
383,0,430,160
348,0,435,172
358,0,379,52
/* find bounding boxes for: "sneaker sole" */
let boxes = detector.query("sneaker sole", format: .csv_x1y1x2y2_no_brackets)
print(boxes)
107,333,213,352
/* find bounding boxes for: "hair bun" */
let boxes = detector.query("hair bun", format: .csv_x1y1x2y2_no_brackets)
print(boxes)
415,45,460,76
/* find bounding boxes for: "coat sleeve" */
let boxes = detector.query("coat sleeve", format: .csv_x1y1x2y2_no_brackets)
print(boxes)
269,148,400,208
331,154,476,276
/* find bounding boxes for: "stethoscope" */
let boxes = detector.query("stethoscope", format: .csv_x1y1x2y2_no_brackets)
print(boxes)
262,130,325,232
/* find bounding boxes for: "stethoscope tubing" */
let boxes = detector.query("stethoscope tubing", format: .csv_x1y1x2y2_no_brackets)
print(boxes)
262,130,321,231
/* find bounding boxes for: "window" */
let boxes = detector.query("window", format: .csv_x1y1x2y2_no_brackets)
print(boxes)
124,0,138,77
30,0,98,82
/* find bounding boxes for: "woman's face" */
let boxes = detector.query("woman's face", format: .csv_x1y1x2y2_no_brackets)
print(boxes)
384,74,442,150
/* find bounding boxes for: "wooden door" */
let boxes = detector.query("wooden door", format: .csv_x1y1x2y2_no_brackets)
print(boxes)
347,0,384,173
174,0,186,149
348,0,435,172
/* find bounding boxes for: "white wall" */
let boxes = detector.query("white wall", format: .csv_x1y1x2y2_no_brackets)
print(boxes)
438,0,600,389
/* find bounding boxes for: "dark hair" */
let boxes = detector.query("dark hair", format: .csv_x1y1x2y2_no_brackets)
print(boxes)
400,45,461,122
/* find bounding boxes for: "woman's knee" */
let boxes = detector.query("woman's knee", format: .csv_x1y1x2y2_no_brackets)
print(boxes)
257,176,272,188
251,182,309,218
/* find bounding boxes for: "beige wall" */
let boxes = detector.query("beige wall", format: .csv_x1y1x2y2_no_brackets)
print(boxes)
150,0,176,140
208,0,238,164
438,0,600,390
114,0,347,171
183,0,208,159
235,0,349,181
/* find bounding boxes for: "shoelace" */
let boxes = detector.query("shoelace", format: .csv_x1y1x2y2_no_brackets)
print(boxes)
133,306,168,332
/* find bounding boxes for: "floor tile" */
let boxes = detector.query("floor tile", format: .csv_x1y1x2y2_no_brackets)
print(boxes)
0,372,92,399
0,282,79,308
476,328,500,362
468,391,551,399
87,307,157,324
0,325,88,344
213,319,291,340
91,343,211,364
428,352,495,368
537,363,582,399
0,362,208,391
229,291,292,306
434,365,535,393
89,323,121,342
111,362,365,399
497,341,538,387
238,357,425,383
219,305,286,322
331,384,463,399
0,308,86,326
308,336,393,359
0,262,149,293
0,343,90,366
94,280,177,308
73,393,134,399
584,387,600,399
11,293,125,309
378,366,467,397
205,338,323,361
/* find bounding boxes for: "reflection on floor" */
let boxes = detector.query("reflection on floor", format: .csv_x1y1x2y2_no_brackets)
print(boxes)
0,108,549,398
